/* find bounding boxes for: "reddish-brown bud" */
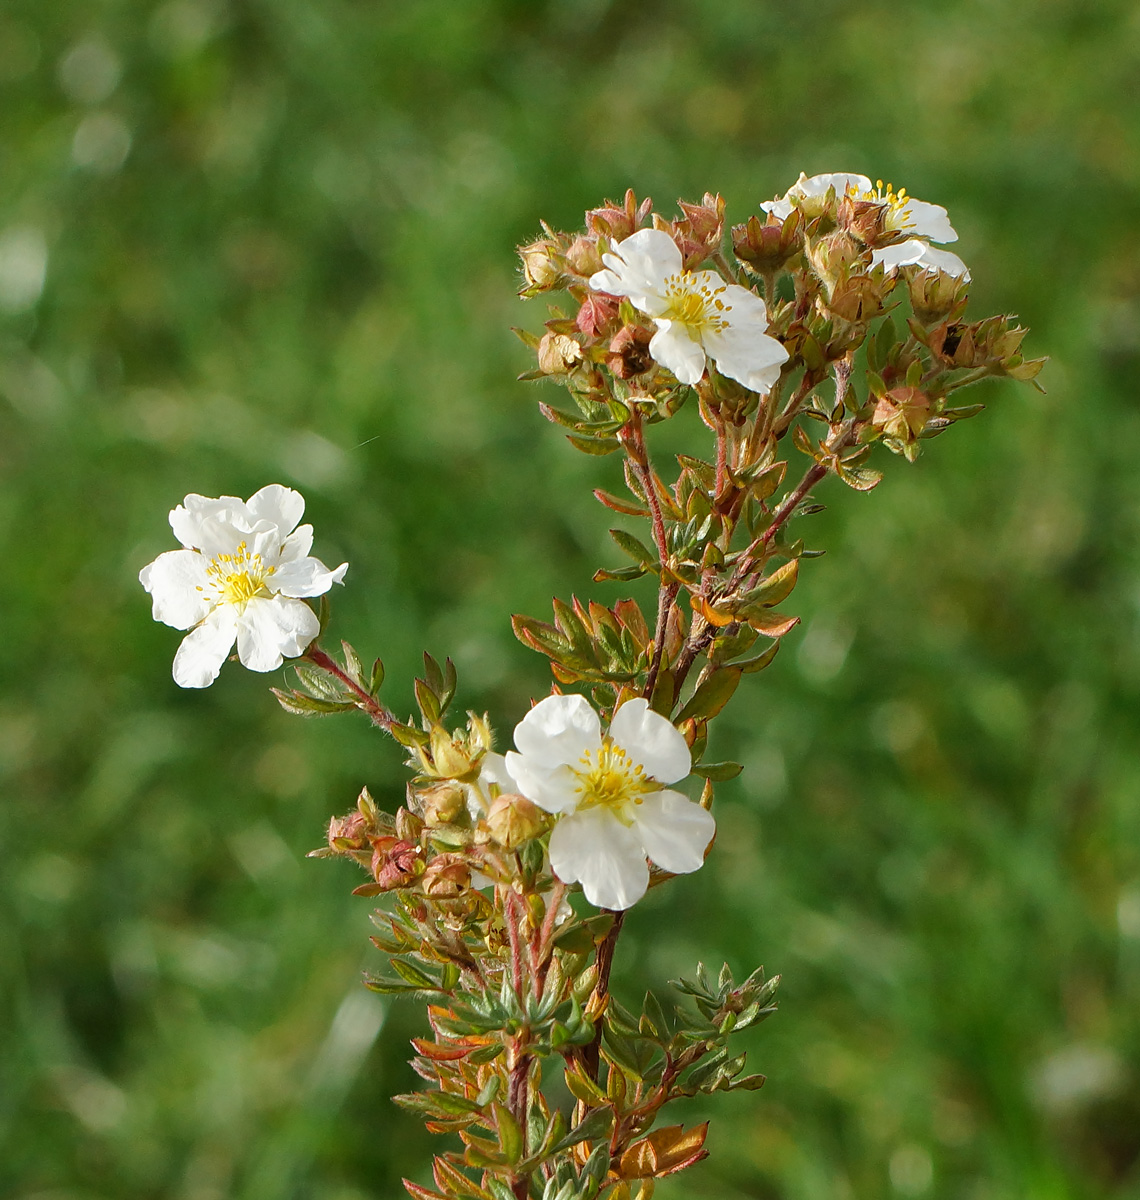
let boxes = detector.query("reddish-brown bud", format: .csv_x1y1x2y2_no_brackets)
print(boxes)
731,211,803,272
576,293,619,339
564,234,603,278
369,836,422,889
420,853,471,898
327,811,369,852
605,324,654,378
586,188,653,241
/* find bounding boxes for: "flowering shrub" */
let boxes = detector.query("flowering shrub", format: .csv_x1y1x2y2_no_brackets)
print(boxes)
142,175,1042,1200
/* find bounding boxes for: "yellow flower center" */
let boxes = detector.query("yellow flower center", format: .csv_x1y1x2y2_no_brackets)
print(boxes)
661,272,730,338
202,541,275,607
573,740,655,821
849,179,914,231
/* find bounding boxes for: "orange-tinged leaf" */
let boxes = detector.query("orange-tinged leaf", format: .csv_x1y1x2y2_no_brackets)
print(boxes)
747,610,800,638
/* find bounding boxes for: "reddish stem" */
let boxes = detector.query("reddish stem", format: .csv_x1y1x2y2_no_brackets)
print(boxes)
302,647,396,731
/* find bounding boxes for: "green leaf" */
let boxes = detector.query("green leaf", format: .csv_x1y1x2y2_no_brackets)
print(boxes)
390,957,439,989
609,528,656,566
271,689,354,717
370,657,385,695
567,433,620,455
744,558,799,608
494,1104,524,1165
690,760,743,781
675,668,742,723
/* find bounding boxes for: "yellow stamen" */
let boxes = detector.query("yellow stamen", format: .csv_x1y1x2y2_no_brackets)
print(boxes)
661,272,730,337
204,540,275,607
573,740,657,823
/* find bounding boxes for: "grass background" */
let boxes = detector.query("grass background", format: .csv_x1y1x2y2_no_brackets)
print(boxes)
3,1,1140,1197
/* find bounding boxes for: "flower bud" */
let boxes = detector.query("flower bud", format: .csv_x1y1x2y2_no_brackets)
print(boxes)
805,231,867,296
671,192,725,268
370,835,422,889
420,853,471,898
577,294,619,339
824,272,893,323
518,238,565,294
872,386,930,442
537,331,584,376
415,780,467,827
605,324,654,378
327,811,369,852
564,234,603,278
904,263,968,324
731,211,802,272
586,188,653,241
484,792,546,850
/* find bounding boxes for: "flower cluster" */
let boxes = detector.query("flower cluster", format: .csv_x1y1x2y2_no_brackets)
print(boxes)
138,173,1041,1200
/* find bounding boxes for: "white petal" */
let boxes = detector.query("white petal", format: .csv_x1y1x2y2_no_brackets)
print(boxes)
649,321,707,385
608,228,682,284
870,239,928,271
872,240,970,279
504,754,580,814
897,198,957,244
512,693,601,767
244,484,305,536
169,494,244,553
140,549,213,630
702,321,790,394
609,699,691,785
480,751,518,793
271,555,349,598
235,597,320,672
549,808,649,911
278,524,315,563
172,607,238,688
632,790,715,874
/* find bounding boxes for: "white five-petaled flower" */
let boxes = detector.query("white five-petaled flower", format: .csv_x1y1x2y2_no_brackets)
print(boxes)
504,694,715,911
140,484,348,689
589,228,789,392
763,171,969,279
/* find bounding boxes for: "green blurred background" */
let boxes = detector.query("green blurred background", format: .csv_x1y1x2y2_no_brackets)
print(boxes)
3,1,1139,1197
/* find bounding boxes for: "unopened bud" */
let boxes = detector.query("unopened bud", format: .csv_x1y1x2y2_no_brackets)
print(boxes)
586,188,653,241
732,211,803,272
904,263,968,324
806,231,866,296
538,331,584,376
484,792,546,850
519,238,564,294
672,192,726,268
420,853,471,898
824,272,892,323
564,234,602,278
327,811,369,852
577,294,619,339
416,781,467,827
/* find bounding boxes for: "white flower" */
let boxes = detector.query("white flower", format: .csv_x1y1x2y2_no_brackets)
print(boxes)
871,238,971,280
589,228,788,393
505,694,715,911
763,171,959,245
140,484,348,688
